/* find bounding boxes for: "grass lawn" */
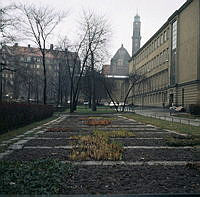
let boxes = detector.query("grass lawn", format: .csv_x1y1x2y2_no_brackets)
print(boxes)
0,115,58,146
65,105,116,114
123,113,200,136
173,113,200,120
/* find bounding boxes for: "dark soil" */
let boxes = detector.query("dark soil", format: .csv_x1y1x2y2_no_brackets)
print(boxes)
96,127,166,132
63,165,200,194
24,138,167,147
134,132,181,138
3,149,71,161
112,138,167,146
24,139,77,147
38,131,92,138
123,148,200,161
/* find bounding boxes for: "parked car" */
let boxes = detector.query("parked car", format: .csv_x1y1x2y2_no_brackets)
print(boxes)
109,102,118,107
169,106,185,113
83,100,89,105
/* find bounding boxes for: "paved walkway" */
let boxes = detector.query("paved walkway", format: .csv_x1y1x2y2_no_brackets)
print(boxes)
118,107,200,127
135,108,200,127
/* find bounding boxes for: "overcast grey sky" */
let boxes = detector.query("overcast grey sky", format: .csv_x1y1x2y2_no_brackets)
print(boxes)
7,0,187,60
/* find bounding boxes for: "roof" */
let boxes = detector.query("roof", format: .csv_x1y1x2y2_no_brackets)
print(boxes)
112,44,131,61
3,44,78,60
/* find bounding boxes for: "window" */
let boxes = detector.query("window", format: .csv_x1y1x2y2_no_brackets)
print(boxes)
160,34,164,45
164,31,167,42
172,21,177,49
154,40,156,49
157,38,159,48
27,56,31,62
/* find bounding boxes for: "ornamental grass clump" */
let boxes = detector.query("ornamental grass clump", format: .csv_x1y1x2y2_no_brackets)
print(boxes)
69,135,123,161
84,119,111,126
93,130,135,138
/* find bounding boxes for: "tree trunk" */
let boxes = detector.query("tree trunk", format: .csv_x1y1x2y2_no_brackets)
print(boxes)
42,52,47,105
91,51,96,111
27,81,31,104
0,66,2,103
101,78,118,112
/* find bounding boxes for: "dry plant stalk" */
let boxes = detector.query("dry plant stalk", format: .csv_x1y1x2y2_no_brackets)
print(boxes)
93,130,135,138
69,135,123,161
84,119,111,126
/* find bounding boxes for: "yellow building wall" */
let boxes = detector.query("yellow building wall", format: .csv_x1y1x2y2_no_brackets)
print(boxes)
178,0,199,83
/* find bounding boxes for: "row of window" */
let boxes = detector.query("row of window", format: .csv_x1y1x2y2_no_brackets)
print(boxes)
133,70,169,95
136,48,169,75
134,28,170,64
134,91,168,104
20,56,58,64
2,73,14,79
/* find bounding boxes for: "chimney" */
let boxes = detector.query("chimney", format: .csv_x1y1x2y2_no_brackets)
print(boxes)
28,44,30,48
50,44,53,50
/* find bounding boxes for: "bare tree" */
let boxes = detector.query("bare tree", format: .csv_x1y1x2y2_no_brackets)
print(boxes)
56,37,83,112
55,10,111,112
81,10,111,111
0,3,17,45
99,75,119,112
81,69,108,106
0,4,17,102
120,72,145,112
15,3,66,104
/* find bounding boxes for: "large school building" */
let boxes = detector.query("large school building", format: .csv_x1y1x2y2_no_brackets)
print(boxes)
128,0,200,110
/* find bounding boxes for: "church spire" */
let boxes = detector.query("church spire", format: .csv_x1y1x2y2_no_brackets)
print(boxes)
132,14,141,56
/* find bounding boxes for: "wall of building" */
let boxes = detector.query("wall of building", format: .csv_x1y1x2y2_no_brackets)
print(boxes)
128,0,200,109
177,0,199,83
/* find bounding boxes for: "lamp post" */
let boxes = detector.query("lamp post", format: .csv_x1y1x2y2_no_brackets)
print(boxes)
0,44,3,103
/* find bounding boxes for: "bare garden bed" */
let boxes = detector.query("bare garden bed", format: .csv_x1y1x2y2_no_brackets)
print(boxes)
1,114,200,195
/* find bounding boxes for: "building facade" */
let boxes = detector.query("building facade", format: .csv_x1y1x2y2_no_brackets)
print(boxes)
102,44,130,102
0,43,80,104
128,0,200,110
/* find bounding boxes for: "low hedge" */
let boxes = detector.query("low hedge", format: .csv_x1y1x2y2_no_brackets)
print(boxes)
0,103,54,134
189,104,200,115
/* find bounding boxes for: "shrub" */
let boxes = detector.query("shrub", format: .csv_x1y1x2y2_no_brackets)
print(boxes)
0,102,54,134
189,104,200,115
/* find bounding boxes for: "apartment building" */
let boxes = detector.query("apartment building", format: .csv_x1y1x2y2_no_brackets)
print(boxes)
0,43,80,104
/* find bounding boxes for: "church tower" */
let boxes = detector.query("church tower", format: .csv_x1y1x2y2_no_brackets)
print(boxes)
132,14,141,56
